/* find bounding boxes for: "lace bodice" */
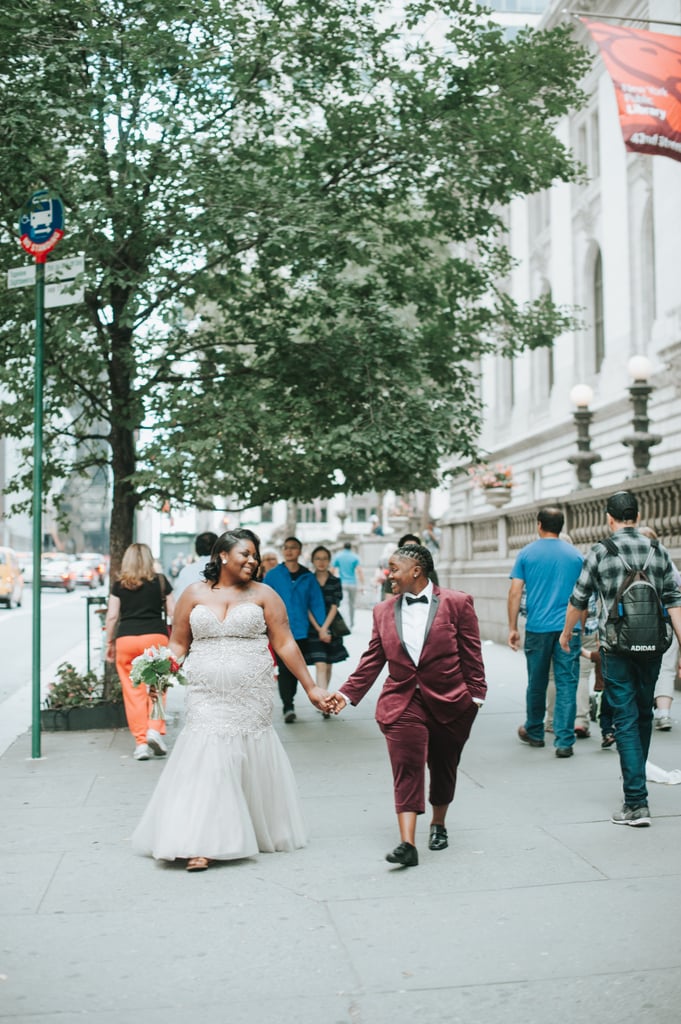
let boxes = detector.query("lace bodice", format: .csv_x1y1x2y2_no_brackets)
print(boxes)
183,603,275,736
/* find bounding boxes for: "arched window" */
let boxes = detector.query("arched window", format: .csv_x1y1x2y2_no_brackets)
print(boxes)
533,280,554,401
640,201,656,342
496,355,515,420
593,249,604,373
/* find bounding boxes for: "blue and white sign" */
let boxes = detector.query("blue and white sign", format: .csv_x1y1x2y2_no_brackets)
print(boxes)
19,189,65,258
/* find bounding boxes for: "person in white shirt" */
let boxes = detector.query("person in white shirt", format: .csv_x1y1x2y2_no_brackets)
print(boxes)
172,532,217,601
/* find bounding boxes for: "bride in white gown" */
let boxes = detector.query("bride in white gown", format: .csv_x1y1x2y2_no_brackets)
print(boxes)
132,529,330,871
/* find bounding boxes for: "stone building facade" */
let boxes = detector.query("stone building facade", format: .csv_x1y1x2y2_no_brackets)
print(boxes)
439,0,681,638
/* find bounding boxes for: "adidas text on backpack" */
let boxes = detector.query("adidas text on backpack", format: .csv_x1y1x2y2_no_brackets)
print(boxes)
603,538,673,659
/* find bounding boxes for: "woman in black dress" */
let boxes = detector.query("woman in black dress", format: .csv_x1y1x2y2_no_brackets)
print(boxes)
306,545,349,702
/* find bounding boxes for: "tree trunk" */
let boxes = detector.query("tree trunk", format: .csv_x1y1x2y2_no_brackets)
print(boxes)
420,490,431,534
107,319,139,582
103,422,137,703
108,420,137,580
285,500,298,537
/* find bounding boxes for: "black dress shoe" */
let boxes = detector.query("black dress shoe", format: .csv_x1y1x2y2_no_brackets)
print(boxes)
555,746,574,758
385,842,418,867
428,824,448,851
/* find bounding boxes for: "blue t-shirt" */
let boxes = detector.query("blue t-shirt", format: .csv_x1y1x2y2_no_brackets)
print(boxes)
510,539,583,632
332,548,360,585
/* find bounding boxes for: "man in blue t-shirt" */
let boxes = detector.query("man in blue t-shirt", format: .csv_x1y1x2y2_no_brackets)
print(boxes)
508,508,583,757
332,542,364,627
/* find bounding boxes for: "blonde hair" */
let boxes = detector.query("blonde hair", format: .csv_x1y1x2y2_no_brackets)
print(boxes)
117,543,157,589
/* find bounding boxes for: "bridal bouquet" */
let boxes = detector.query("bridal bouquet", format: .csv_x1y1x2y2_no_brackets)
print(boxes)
130,646,187,721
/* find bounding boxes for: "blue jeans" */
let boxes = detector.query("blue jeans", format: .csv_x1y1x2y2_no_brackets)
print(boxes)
600,651,661,808
524,630,580,748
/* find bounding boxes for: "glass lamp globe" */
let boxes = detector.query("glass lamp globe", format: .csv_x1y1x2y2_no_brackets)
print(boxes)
627,355,653,382
569,384,593,408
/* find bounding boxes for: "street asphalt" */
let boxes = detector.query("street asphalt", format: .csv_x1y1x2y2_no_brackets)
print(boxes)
1,604,680,1023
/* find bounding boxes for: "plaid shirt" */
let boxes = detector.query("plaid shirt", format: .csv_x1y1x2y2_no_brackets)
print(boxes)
569,527,681,641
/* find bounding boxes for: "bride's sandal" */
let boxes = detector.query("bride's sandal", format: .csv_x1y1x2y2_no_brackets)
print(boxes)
186,857,210,872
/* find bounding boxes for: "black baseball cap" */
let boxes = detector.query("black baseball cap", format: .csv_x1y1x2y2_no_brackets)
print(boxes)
606,491,639,521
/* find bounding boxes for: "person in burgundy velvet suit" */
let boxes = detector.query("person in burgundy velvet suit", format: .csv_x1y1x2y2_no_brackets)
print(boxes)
329,544,486,867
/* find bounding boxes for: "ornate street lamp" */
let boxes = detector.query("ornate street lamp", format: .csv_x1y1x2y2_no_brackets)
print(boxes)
567,384,601,488
622,355,661,476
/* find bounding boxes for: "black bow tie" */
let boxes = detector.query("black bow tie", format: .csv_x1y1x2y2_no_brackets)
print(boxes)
405,594,428,605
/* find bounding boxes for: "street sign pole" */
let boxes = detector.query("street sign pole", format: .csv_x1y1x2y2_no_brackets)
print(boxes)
18,188,66,759
31,260,45,759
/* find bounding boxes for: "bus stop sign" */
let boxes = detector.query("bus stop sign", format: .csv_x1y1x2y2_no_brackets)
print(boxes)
19,189,65,259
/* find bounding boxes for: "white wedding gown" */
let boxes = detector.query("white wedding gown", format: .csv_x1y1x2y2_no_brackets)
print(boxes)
132,603,307,861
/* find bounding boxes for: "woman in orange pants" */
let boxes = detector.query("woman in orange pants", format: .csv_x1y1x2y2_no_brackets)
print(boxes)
104,543,175,760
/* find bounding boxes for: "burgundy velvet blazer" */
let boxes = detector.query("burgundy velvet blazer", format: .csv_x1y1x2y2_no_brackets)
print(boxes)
341,586,487,726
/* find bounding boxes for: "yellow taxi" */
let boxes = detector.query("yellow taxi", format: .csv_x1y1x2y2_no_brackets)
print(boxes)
0,547,24,609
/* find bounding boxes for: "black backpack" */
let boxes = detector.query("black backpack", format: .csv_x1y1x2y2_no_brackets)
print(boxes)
603,537,673,659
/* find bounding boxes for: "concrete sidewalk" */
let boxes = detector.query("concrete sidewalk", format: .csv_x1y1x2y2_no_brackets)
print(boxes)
1,608,681,1023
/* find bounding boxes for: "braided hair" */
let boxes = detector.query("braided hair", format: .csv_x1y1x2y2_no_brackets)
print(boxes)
394,543,434,577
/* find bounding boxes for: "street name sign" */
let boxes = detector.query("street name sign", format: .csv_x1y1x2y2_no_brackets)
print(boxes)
7,254,84,307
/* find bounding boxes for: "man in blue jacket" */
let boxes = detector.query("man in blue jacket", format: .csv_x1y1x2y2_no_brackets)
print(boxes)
264,536,326,722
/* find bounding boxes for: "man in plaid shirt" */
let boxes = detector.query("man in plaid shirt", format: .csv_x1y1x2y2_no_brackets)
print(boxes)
560,491,681,827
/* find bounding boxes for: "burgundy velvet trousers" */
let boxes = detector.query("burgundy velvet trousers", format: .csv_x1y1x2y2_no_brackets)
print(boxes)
379,690,478,814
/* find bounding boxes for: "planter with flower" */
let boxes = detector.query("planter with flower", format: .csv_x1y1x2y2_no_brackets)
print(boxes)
468,462,514,507
41,662,126,731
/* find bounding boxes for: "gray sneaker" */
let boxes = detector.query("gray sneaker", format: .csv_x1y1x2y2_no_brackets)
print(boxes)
655,716,672,731
611,804,651,827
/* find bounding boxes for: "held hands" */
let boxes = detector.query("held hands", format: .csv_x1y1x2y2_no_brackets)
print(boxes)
304,687,347,714
326,692,347,715
306,686,334,712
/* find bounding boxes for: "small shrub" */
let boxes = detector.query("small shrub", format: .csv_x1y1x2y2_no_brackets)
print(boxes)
44,662,122,709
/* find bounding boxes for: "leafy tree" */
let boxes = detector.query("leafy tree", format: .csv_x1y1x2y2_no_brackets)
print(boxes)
0,0,589,569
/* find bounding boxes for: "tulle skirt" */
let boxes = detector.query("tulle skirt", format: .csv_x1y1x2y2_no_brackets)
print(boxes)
131,725,307,861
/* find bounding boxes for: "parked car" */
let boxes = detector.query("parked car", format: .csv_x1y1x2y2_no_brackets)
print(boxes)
0,547,24,608
77,552,108,585
41,558,77,592
16,552,34,585
71,557,101,589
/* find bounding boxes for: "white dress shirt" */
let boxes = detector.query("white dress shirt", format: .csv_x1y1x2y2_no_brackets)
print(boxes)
401,581,434,665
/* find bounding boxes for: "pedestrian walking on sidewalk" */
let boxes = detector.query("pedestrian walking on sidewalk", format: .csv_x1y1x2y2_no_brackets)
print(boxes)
172,531,218,600
132,529,330,871
331,541,364,627
560,491,681,826
104,543,175,761
639,525,681,734
263,536,326,723
328,544,486,867
508,508,583,758
305,545,349,701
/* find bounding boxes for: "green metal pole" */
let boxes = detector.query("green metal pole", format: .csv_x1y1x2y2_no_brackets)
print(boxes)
31,259,45,759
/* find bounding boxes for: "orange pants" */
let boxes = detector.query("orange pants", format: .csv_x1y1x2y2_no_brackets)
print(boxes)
115,633,169,745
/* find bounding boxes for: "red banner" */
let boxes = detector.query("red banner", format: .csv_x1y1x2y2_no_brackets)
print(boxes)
582,19,681,164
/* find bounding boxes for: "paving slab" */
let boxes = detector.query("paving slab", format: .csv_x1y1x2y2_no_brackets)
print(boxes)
1,609,680,1023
